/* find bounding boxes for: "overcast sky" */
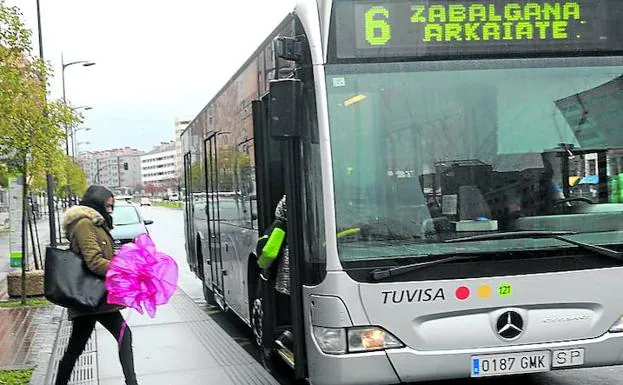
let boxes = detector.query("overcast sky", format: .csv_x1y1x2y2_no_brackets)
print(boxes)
7,0,294,153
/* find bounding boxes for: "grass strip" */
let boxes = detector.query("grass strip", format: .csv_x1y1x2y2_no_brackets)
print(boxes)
0,368,35,385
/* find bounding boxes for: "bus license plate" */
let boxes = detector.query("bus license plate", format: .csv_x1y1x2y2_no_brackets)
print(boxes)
471,351,551,377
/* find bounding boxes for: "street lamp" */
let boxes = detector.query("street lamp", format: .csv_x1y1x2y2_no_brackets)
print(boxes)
61,56,94,206
70,106,93,158
71,127,92,158
76,141,90,157
61,53,95,157
34,0,59,246
72,105,93,111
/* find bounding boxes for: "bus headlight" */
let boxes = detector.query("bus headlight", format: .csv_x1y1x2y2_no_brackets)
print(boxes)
313,326,403,354
313,326,346,354
348,327,403,352
609,316,623,332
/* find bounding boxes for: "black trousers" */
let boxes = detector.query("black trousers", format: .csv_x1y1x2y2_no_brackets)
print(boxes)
55,311,138,385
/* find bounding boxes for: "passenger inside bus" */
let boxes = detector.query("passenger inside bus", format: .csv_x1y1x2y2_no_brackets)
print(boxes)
256,195,293,349
417,151,576,238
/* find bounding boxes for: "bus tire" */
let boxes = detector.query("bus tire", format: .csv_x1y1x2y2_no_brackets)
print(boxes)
251,279,280,373
248,256,281,371
247,272,274,368
250,278,264,348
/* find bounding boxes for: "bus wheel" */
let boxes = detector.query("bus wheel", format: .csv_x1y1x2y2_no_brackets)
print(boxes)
251,280,279,372
251,297,264,347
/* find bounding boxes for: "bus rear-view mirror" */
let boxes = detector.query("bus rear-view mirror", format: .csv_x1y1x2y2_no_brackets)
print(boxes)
269,78,303,138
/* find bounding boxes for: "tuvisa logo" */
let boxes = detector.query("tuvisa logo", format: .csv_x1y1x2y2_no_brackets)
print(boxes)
382,288,446,304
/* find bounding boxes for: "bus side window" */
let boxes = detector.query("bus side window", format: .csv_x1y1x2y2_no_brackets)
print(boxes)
250,196,258,228
193,200,207,221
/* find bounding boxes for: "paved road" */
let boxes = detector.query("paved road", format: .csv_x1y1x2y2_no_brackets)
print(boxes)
141,205,623,385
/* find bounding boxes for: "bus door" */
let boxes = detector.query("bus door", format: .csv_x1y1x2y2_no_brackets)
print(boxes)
183,152,196,272
251,91,288,367
204,134,225,306
252,77,310,378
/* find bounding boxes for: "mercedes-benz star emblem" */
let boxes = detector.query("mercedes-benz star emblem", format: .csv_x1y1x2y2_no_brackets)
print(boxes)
496,311,524,340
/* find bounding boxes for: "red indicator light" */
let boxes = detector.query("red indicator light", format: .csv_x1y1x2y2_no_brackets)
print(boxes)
455,286,470,300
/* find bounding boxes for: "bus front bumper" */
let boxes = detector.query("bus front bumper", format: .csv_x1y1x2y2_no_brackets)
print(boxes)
307,332,623,385
387,332,623,382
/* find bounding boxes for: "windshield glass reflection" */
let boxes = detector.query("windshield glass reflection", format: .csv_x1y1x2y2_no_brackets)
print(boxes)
326,61,623,261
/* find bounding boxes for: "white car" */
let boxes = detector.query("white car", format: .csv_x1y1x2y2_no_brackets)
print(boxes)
140,197,151,206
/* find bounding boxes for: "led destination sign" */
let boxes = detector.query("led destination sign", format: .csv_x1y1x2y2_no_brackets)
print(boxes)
333,0,623,59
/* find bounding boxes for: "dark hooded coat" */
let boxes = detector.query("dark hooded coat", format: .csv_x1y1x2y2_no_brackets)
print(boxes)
62,205,124,319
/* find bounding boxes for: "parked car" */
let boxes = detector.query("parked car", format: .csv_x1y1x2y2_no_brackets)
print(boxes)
111,199,154,249
140,197,151,206
116,194,134,202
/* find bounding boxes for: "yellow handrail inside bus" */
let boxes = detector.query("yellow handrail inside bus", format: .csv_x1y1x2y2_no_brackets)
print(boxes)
337,227,360,239
318,228,361,248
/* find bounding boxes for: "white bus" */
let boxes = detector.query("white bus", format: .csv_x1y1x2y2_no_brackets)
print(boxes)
182,0,623,383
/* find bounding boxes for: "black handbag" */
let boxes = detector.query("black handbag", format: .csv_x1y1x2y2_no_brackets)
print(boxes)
44,246,107,312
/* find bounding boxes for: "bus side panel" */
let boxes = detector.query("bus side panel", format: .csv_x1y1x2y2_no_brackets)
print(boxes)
182,13,298,327
182,121,210,290
199,57,264,319
192,198,211,286
182,151,198,275
192,20,296,323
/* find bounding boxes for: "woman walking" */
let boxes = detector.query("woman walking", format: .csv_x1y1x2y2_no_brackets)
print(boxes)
54,185,139,385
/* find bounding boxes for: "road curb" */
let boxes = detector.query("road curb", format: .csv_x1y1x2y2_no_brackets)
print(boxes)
37,309,98,385
29,307,65,385
0,276,8,301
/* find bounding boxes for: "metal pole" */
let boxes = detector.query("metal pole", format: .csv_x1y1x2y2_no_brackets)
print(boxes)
62,53,69,157
46,174,56,247
36,0,58,247
56,203,63,244
28,203,39,270
30,201,42,268
36,0,43,61
61,54,66,103
21,161,28,305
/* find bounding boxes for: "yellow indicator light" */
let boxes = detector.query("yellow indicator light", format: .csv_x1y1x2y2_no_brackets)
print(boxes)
477,284,492,298
360,329,386,349
344,94,367,106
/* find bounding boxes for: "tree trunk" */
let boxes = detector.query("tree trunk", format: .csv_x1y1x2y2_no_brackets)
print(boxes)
21,157,28,305
28,204,39,270
30,203,43,268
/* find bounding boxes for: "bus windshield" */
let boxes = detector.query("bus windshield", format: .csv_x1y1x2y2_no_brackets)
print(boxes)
326,59,623,262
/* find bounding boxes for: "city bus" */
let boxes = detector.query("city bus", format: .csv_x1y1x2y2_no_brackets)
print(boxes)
181,0,623,383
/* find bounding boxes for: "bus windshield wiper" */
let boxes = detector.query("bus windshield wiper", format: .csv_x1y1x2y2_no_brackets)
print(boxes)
370,231,623,281
443,230,576,243
369,232,566,281
370,254,479,281
445,230,623,261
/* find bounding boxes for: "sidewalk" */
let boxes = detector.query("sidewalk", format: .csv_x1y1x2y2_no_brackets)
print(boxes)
40,288,279,385
0,303,65,385
0,211,64,299
0,305,64,371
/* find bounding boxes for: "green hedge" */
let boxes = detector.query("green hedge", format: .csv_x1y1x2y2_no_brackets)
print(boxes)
0,298,51,309
0,368,34,385
153,200,182,209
